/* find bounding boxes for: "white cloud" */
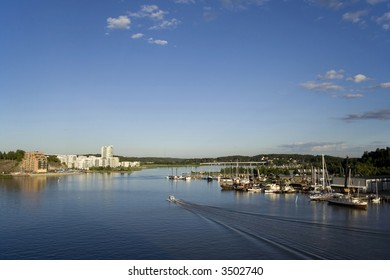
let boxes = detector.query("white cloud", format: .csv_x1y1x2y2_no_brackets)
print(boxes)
131,33,144,39
343,109,390,121
150,18,181,30
203,6,217,21
107,15,131,29
347,74,370,83
380,82,390,88
174,0,195,3
375,12,390,30
280,142,348,153
304,0,344,10
221,0,269,10
301,81,344,91
343,93,364,99
367,0,387,4
131,5,167,21
148,38,168,46
319,69,344,80
342,10,368,23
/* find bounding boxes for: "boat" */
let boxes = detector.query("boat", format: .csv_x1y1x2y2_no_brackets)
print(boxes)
282,184,296,193
310,154,333,196
327,157,368,210
264,183,280,193
219,177,234,190
372,180,381,203
328,196,368,210
247,186,262,192
167,195,176,202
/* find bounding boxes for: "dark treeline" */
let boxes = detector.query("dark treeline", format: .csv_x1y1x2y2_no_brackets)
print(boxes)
0,150,25,162
351,147,390,176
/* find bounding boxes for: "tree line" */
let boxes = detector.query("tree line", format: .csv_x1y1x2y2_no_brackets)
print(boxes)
0,150,25,162
1,147,389,176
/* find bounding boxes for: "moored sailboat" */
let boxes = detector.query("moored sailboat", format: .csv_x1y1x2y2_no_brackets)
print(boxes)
327,157,367,210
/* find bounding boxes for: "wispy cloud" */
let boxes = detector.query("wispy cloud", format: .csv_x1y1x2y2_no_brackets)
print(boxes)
342,10,368,24
367,0,387,5
148,38,169,46
220,0,269,10
301,81,344,91
130,5,167,21
380,82,390,88
203,6,218,21
131,33,144,39
174,0,195,3
150,18,181,30
107,5,178,46
304,0,344,10
342,93,364,99
106,15,131,30
279,141,348,153
375,12,390,30
342,108,390,121
347,74,370,83
319,69,344,80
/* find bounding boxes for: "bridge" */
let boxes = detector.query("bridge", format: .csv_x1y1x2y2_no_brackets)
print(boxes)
200,161,267,166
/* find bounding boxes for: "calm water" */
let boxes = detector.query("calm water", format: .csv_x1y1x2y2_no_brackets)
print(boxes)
1,167,390,260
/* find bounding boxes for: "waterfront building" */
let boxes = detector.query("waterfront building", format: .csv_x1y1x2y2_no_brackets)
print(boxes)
57,155,77,169
21,152,48,173
101,145,113,159
120,161,140,168
57,145,123,170
331,176,390,193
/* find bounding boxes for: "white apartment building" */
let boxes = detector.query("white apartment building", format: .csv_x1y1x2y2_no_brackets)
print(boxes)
57,155,78,169
101,145,113,159
57,145,126,170
120,161,140,168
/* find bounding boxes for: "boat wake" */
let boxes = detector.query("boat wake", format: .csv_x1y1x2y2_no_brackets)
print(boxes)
171,198,390,259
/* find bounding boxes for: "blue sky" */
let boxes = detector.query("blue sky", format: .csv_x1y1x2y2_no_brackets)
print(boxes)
1,0,389,158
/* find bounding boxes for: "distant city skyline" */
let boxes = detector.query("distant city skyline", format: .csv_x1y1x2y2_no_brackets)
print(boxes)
1,0,389,158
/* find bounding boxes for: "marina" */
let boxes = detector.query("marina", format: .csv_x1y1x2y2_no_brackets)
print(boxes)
165,160,390,206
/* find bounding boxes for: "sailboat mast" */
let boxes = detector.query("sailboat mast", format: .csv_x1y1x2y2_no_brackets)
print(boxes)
322,154,325,189
344,156,349,189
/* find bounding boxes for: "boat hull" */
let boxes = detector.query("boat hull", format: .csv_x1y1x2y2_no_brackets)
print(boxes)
328,199,367,210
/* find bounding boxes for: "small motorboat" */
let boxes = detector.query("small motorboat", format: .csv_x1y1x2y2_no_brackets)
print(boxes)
167,195,176,202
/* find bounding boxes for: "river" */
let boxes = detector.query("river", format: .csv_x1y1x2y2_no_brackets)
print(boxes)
1,167,389,260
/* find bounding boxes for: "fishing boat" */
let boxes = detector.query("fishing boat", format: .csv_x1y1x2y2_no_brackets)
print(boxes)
327,157,367,210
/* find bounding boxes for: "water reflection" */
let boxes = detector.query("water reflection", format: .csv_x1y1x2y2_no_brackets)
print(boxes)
0,176,48,192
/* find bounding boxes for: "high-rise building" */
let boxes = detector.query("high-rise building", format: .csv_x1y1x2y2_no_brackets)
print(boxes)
21,152,48,173
101,145,113,159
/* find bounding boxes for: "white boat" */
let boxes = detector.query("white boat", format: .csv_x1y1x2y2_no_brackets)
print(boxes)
310,155,333,200
167,195,176,202
328,196,368,210
372,180,381,203
327,157,367,210
310,192,335,201
247,186,262,193
264,183,280,193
